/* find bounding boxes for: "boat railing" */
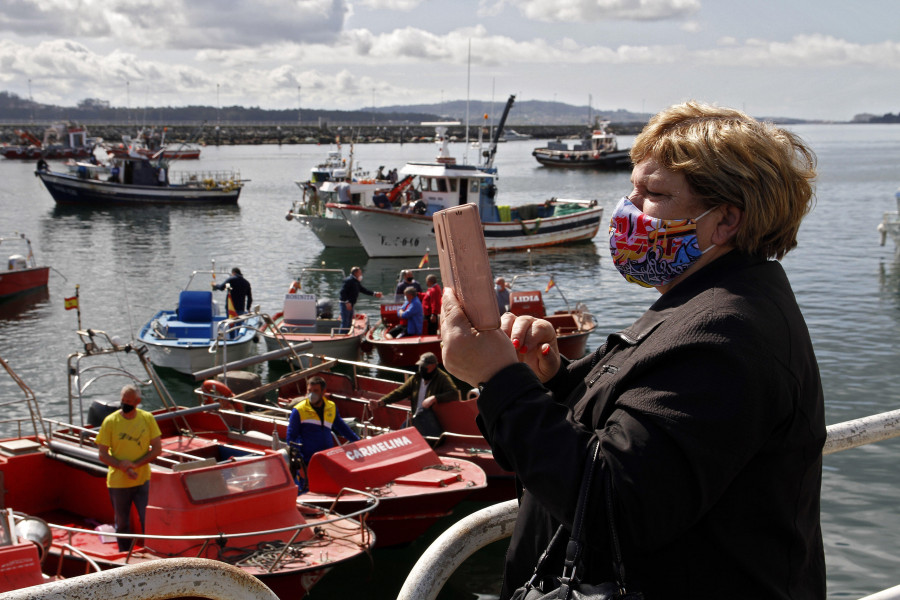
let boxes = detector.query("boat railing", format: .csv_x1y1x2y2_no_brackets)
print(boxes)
0,355,47,440
1,557,281,600
171,169,245,188
11,489,378,566
397,407,900,600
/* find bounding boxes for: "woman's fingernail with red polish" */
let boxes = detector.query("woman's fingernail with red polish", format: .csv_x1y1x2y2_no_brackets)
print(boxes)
519,344,528,354
541,345,550,356
512,339,520,349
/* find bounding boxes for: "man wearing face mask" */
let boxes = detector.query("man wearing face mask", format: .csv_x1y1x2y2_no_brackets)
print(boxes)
286,376,360,469
96,385,162,552
442,102,825,599
369,352,459,438
395,270,423,297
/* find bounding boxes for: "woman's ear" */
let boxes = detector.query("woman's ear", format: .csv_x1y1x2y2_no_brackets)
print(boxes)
711,204,743,246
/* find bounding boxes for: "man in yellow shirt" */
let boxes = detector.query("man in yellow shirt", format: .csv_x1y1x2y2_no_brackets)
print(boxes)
96,385,162,552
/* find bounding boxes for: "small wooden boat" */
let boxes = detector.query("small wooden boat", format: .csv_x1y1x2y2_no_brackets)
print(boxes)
0,332,374,599
35,156,243,206
507,271,596,360
532,121,632,169
0,233,50,300
137,268,261,375
260,268,369,366
364,300,442,368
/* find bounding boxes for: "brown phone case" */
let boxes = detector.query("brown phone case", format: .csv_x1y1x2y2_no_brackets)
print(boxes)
433,204,500,331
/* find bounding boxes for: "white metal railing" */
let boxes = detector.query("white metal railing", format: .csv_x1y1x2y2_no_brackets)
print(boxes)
398,408,900,600
0,557,278,600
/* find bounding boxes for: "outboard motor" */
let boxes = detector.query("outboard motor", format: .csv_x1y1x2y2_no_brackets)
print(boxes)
87,400,119,427
316,299,333,320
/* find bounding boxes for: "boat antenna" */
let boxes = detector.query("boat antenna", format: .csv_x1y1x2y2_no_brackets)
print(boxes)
464,38,471,165
484,94,515,170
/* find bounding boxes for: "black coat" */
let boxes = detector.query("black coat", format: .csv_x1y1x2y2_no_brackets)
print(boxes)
477,252,826,600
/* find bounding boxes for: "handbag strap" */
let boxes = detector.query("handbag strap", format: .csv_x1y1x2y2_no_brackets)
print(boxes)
556,439,602,598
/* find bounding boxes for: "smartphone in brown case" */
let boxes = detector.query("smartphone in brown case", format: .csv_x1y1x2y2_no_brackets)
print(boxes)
433,204,500,331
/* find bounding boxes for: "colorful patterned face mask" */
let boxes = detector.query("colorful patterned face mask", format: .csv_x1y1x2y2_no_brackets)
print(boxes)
609,196,715,288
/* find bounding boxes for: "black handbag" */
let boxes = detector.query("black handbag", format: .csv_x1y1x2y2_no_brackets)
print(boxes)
510,440,643,600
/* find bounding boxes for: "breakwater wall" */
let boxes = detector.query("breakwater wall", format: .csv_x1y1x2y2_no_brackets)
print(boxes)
0,122,647,146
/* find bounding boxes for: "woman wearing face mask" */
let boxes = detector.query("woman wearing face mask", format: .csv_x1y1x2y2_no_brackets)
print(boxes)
441,101,824,600
369,352,460,438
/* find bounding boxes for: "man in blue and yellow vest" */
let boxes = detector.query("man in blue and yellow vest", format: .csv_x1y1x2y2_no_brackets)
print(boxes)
286,376,360,469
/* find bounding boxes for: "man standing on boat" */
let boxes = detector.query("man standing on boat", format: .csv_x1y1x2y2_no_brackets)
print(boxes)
395,270,422,297
286,376,360,488
422,274,442,335
369,352,459,438
96,385,162,552
338,266,382,332
213,267,253,314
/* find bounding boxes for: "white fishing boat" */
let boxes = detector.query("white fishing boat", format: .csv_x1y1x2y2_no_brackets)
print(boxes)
330,95,604,258
260,268,369,366
286,146,413,248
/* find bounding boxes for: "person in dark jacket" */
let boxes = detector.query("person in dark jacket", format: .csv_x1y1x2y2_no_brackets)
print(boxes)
369,352,459,437
441,101,825,600
338,266,382,331
213,267,253,314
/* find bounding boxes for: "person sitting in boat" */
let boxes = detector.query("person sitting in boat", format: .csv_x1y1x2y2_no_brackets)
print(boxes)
369,352,459,438
373,190,392,209
388,287,423,338
286,376,360,487
422,274,442,335
395,270,423,297
212,267,253,314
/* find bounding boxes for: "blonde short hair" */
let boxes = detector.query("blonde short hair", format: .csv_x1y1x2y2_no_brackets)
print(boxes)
631,101,816,259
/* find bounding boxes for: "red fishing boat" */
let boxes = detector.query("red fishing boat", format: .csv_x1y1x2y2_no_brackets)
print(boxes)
0,233,50,300
0,332,374,599
364,300,442,368
507,271,596,360
200,355,514,504
0,123,94,160
194,359,489,547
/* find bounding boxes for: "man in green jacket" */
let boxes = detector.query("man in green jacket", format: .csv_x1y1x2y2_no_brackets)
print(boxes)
370,352,459,437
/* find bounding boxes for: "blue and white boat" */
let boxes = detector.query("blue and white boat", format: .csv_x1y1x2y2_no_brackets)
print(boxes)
137,270,261,375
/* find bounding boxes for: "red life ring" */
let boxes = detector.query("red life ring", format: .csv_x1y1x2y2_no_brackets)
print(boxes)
201,380,241,412
288,280,300,294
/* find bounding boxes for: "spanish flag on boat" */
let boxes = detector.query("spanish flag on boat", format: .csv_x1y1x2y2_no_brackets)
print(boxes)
545,277,556,293
418,250,429,269
64,296,79,310
226,292,238,319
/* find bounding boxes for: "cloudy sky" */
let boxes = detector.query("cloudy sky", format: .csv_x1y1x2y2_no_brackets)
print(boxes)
1,0,897,120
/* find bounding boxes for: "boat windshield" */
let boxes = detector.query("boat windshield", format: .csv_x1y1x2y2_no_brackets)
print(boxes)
184,457,288,501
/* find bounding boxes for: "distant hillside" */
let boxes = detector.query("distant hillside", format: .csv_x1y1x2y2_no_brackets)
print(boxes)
0,90,647,126
373,98,650,126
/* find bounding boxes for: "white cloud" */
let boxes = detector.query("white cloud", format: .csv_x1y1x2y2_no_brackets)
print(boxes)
357,0,422,9
700,34,900,68
0,0,349,49
485,0,701,22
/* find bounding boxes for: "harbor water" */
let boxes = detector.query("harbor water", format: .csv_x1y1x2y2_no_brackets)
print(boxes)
1,124,899,598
